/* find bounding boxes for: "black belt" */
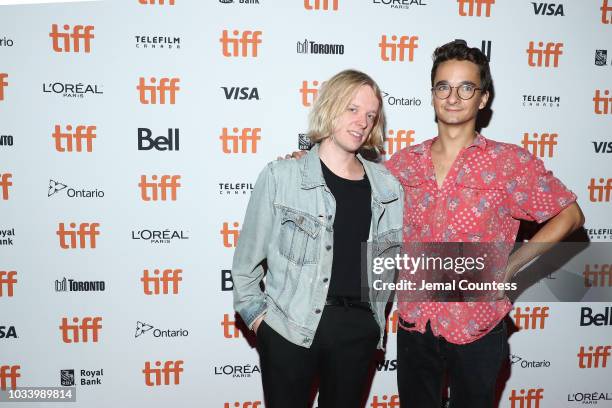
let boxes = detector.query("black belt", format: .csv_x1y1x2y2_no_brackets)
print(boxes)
325,296,371,312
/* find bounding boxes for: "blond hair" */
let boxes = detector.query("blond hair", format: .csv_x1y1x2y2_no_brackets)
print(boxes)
308,69,385,156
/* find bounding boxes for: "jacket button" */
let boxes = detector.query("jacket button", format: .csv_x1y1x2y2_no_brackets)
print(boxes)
327,215,332,220
315,309,321,314
323,278,329,283
325,245,332,251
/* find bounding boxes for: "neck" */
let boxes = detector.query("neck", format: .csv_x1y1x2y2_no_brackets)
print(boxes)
434,122,477,157
318,139,363,179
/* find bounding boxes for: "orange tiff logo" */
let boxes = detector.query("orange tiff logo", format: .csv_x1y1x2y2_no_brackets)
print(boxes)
304,0,338,10
0,73,7,101
220,30,262,57
379,35,418,62
49,24,94,53
139,175,181,201
602,0,612,23
143,360,183,386
593,89,612,114
220,128,261,153
512,306,549,330
221,222,240,248
57,222,100,249
578,345,611,368
526,42,563,67
588,178,612,202
370,394,400,408
0,173,12,200
139,0,175,4
385,130,415,156
584,264,612,287
53,125,96,152
458,0,494,16
141,269,182,295
0,365,20,390
0,271,17,297
224,403,262,408
300,80,320,107
137,77,180,104
509,388,544,408
521,132,557,158
59,317,102,343
221,314,242,339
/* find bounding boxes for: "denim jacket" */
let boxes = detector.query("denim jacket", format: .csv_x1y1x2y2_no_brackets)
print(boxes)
232,144,404,349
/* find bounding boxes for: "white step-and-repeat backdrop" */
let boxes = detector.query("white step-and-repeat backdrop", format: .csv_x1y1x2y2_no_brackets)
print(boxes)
1,0,611,407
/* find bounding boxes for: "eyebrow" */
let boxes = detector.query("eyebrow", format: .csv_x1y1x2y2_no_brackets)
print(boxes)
348,103,378,115
434,80,478,87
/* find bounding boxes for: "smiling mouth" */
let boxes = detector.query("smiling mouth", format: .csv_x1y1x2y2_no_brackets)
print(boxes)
348,130,363,138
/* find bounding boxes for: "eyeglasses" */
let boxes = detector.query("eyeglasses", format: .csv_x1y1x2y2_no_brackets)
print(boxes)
431,83,482,100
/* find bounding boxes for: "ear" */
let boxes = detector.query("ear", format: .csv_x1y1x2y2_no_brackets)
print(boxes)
478,90,490,110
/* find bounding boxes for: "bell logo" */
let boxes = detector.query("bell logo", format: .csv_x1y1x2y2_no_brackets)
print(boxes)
139,175,181,201
512,306,549,330
221,222,240,248
304,0,338,10
0,271,17,297
588,178,612,202
49,24,94,53
458,0,495,17
220,128,261,154
53,125,96,153
221,314,241,338
526,42,563,67
385,130,415,156
0,73,7,101
379,35,418,62
300,80,320,107
59,316,103,343
139,0,175,4
593,89,612,114
57,222,100,249
577,345,611,368
584,264,612,287
371,394,400,408
142,360,183,386
224,403,262,408
219,30,262,57
602,0,612,23
0,365,20,390
521,132,557,158
509,388,544,408
137,77,180,104
141,269,182,295
0,173,12,200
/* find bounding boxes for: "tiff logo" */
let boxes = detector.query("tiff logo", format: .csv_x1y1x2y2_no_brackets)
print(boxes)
57,222,100,249
224,403,262,408
458,0,494,16
512,306,549,330
521,132,557,158
370,394,400,408
139,0,175,4
220,30,262,57
379,35,418,62
588,178,612,202
139,175,181,201
137,77,180,104
577,345,611,368
220,127,261,153
386,310,398,334
509,388,544,408
141,269,182,295
53,125,96,153
221,222,240,248
584,264,612,287
59,316,103,343
385,130,415,156
602,0,612,23
300,80,320,107
143,360,183,386
0,173,12,200
304,0,338,10
526,41,563,67
49,24,94,53
0,73,7,101
0,271,17,297
0,365,20,390
221,314,242,338
593,89,612,114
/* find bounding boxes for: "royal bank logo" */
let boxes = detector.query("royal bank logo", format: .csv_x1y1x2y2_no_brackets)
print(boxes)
595,50,609,66
296,38,344,55
60,369,104,386
60,369,75,386
48,179,105,199
135,35,181,50
298,133,313,150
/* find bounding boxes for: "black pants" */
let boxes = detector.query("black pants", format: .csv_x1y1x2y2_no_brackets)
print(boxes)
397,319,508,408
257,306,380,408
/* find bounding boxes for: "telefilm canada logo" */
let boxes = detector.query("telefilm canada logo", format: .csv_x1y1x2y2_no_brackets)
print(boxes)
43,82,103,99
131,228,189,244
135,321,189,339
48,179,105,199
521,93,560,108
135,35,181,50
218,182,253,196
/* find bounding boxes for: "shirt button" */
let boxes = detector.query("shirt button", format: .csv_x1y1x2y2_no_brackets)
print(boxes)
315,309,321,314
325,245,332,251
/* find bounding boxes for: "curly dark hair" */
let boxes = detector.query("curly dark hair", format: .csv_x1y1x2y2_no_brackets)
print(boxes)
430,39,492,93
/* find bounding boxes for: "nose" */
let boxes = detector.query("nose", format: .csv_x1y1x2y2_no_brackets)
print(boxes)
446,87,460,104
356,113,368,128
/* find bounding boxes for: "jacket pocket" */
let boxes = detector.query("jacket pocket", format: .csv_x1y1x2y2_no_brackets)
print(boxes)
278,207,322,265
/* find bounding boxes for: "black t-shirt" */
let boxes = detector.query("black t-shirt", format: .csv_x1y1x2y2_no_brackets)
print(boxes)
320,159,372,299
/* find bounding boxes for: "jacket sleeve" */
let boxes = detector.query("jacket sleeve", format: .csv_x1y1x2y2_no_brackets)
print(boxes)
232,162,276,329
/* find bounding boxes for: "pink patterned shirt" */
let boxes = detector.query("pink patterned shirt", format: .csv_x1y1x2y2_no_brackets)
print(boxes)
385,134,576,344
